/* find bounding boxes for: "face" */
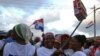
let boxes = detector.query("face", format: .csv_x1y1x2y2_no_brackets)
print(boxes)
54,41,61,49
69,38,81,50
44,35,55,49
60,35,70,49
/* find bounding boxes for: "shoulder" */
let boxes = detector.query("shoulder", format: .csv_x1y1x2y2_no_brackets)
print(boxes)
37,47,44,51
72,51,86,56
0,40,5,50
4,42,14,49
95,49,100,56
26,43,35,51
3,42,15,55
83,49,90,53
64,49,74,56
4,42,16,51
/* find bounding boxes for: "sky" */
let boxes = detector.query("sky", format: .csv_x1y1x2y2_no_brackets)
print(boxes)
0,0,100,38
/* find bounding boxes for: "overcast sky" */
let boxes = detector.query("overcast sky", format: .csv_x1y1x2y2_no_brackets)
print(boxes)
0,0,100,37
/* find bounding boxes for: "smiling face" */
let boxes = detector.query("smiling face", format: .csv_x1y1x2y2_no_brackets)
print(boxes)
54,40,61,49
44,34,55,49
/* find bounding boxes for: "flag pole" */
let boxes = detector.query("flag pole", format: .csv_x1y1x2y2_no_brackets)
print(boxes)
61,20,83,50
94,5,96,38
70,20,82,36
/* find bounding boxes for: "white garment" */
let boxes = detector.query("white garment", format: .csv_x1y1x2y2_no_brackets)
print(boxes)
0,40,5,50
34,42,41,49
71,51,86,56
3,42,35,56
95,48,100,56
37,47,56,56
83,49,90,56
64,49,74,56
83,46,94,56
81,47,84,51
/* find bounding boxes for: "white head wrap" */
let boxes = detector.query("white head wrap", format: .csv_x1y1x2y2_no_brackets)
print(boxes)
14,24,32,43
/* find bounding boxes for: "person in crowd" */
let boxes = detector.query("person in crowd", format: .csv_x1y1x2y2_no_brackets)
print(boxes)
83,39,94,56
3,23,35,56
63,34,74,56
89,39,100,56
69,35,86,56
37,32,56,56
34,37,41,49
0,31,7,40
54,34,61,49
40,33,45,47
0,40,5,56
84,39,94,49
61,34,70,50
2,30,15,43
34,37,41,44
0,30,15,56
52,34,71,56
95,39,100,56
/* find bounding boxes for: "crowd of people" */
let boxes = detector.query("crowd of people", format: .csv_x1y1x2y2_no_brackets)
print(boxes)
0,23,100,56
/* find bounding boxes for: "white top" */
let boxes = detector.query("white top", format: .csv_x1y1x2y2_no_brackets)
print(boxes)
3,42,35,56
71,51,86,56
0,40,5,50
34,42,41,49
95,48,100,56
83,49,90,56
64,49,74,56
37,47,56,56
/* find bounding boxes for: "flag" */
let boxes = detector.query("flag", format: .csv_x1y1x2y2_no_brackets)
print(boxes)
86,21,94,28
33,18,44,32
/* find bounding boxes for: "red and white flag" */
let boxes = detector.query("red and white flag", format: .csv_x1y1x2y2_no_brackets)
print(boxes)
31,18,44,32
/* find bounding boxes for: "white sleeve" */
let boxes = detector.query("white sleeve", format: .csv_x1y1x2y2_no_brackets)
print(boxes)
3,43,10,56
72,52,86,56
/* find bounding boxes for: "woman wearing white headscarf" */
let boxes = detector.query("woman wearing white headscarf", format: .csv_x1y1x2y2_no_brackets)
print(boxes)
3,24,35,56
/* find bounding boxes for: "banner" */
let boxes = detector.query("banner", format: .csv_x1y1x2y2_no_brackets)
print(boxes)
73,0,87,21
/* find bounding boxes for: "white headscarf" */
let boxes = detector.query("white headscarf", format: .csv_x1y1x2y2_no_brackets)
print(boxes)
14,24,32,43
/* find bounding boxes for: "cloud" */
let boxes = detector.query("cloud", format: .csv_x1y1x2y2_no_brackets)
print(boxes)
0,0,100,37
44,0,100,37
97,0,100,2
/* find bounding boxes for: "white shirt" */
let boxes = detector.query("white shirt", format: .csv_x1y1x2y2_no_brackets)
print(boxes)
64,49,74,56
0,40,5,50
37,47,56,56
71,51,86,56
3,42,35,56
83,49,90,56
34,42,41,49
95,48,100,56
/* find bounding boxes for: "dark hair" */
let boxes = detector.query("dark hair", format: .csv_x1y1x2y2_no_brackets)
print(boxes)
61,34,70,38
6,30,13,38
74,35,86,46
84,39,94,49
